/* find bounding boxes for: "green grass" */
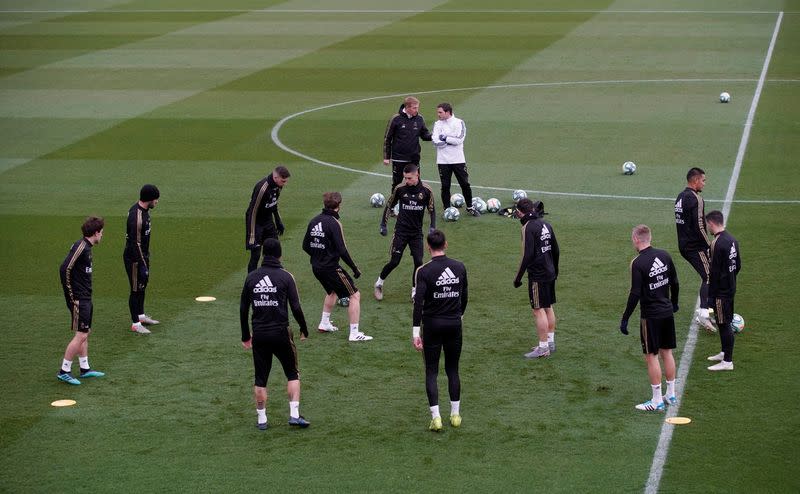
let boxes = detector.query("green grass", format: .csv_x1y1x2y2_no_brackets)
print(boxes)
1,2,799,492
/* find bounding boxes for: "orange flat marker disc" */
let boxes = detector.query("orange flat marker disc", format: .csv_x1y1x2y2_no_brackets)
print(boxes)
666,417,691,425
51,399,76,407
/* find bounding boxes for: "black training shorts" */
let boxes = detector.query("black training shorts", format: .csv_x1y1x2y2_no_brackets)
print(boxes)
66,298,92,333
312,266,358,299
528,279,556,310
639,316,676,355
251,329,299,387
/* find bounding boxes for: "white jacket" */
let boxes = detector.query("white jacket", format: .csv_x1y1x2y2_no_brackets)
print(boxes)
432,115,466,164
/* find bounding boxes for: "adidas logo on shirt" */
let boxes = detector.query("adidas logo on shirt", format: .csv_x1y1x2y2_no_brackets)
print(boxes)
729,244,737,259
254,275,277,293
674,198,683,213
435,267,460,286
540,224,551,241
310,222,325,237
649,257,668,277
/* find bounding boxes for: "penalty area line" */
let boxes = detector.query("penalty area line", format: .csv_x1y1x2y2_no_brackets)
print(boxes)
643,11,784,494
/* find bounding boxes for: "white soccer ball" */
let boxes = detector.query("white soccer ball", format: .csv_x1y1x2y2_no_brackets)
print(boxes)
512,190,527,203
622,161,637,175
337,297,350,307
370,192,385,208
719,91,731,103
443,206,460,222
486,198,501,213
450,193,465,208
731,313,745,333
471,197,487,213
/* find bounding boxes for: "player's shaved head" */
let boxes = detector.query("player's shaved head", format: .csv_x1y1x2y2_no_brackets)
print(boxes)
632,224,652,243
687,167,705,182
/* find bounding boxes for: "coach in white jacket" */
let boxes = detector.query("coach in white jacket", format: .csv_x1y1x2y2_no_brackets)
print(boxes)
432,103,478,217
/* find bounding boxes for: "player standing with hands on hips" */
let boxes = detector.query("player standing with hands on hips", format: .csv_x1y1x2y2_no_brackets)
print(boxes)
705,210,741,371
619,225,680,412
241,238,310,430
57,217,106,385
375,164,436,301
513,199,559,358
302,192,372,342
245,166,290,273
124,184,160,334
412,230,468,432
431,102,479,216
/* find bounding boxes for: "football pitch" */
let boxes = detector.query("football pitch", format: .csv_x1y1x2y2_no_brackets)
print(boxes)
1,0,799,492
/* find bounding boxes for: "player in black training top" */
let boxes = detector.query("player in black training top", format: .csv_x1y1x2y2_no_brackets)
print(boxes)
240,238,310,430
124,184,160,334
57,216,106,385
513,198,560,358
705,210,742,371
374,164,436,301
412,230,468,432
245,166,290,273
675,167,713,330
382,96,433,192
302,192,372,342
619,225,680,412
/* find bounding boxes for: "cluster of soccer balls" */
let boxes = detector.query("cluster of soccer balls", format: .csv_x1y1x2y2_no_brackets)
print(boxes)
371,190,528,222
442,190,527,221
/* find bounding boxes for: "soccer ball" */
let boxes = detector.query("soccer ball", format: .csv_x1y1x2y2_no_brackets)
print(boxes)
731,313,745,333
622,161,637,175
370,192,385,208
450,193,465,208
393,203,400,216
337,297,350,307
443,206,460,221
719,91,731,103
512,190,527,203
486,198,501,213
471,197,487,213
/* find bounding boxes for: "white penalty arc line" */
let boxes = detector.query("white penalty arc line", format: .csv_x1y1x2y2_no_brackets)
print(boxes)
270,78,800,204
644,11,784,494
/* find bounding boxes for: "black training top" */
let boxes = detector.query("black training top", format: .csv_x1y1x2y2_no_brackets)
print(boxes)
708,230,741,298
622,246,679,320
123,203,151,266
240,257,307,340
413,255,468,326
245,174,282,248
382,180,436,234
514,213,559,284
675,187,710,253
302,208,358,272
382,108,432,163
61,238,93,301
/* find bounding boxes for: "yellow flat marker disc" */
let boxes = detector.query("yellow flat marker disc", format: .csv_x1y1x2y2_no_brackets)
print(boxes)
51,399,76,407
195,296,216,302
666,417,691,425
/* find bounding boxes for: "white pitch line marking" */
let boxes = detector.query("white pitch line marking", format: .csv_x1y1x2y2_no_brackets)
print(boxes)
644,11,784,494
